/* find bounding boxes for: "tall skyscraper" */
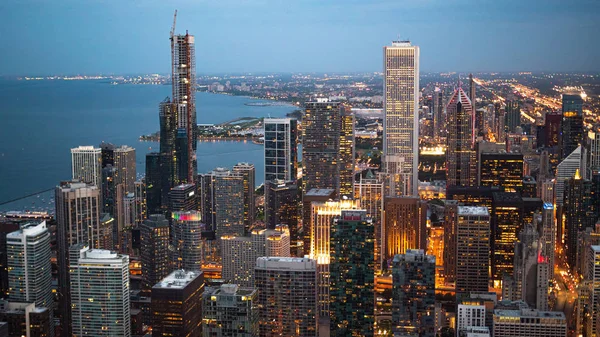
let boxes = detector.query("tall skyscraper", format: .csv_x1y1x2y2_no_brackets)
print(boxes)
145,152,164,215
6,221,53,327
589,129,600,174
383,40,419,196
263,118,298,183
140,214,170,292
301,188,335,257
70,246,130,337
54,181,100,335
432,87,444,141
100,141,115,167
330,210,375,336
505,100,521,133
446,87,477,188
392,249,435,337
539,203,556,280
383,196,427,263
170,211,204,271
555,145,583,206
233,163,256,232
71,145,102,188
468,73,476,104
454,206,491,293
203,284,259,336
354,173,384,268
151,270,204,337
265,180,299,237
560,93,584,161
302,99,354,198
255,257,317,337
478,152,523,192
113,145,136,194
491,192,524,284
564,170,594,268
200,167,245,238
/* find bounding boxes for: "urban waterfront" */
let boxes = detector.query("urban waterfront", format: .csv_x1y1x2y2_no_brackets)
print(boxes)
0,79,295,211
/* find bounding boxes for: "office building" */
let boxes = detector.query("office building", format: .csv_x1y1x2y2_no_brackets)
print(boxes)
330,210,374,336
492,308,566,337
0,301,51,337
505,100,520,133
100,141,115,167
383,196,427,262
560,93,584,161
302,99,354,198
233,163,256,232
54,181,100,335
555,145,583,206
255,257,317,337
70,246,130,337
457,304,486,336
264,118,298,182
169,183,197,213
478,152,523,192
446,87,477,188
200,167,245,238
455,206,490,293
221,226,290,287
301,188,335,257
140,214,170,292
491,192,523,284
101,164,119,217
6,222,53,310
392,249,435,337
170,211,204,271
99,214,114,252
203,284,259,337
564,170,594,268
71,145,102,188
309,200,359,318
354,172,384,267
539,204,556,279
589,129,600,174
432,87,445,140
145,152,164,215
152,270,204,337
265,180,299,241
134,180,147,225
383,40,419,196
114,145,136,194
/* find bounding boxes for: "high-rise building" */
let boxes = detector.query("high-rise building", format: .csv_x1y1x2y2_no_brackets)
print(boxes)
505,100,521,133
170,211,204,271
264,118,298,183
354,172,384,268
589,129,600,174
392,249,435,337
560,93,584,161
233,163,256,232
6,221,53,326
0,222,19,299
491,192,523,284
265,180,299,241
200,168,245,238
255,257,317,337
383,40,419,196
101,164,119,216
457,303,486,336
71,145,102,188
140,214,170,292
432,87,444,140
100,141,115,167
203,284,259,337
309,200,359,318
151,270,204,337
70,246,130,337
302,99,354,198
564,170,594,268
134,179,147,225
0,301,51,337
446,87,477,188
168,183,197,213
555,145,583,206
383,196,427,263
539,204,556,280
113,145,136,194
221,226,290,287
492,308,567,337
583,245,600,336
330,210,374,336
54,181,100,335
455,206,490,293
478,152,523,192
145,152,164,215
301,188,335,257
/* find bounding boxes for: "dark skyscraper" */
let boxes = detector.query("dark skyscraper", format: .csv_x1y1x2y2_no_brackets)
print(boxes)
560,93,584,161
446,87,477,188
478,152,524,192
265,180,299,234
140,214,170,293
505,100,521,133
564,170,594,269
330,210,375,337
302,99,354,198
491,192,524,284
264,118,298,183
433,87,444,140
145,152,164,215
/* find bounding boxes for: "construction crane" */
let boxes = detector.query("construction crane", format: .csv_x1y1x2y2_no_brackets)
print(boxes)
170,9,177,38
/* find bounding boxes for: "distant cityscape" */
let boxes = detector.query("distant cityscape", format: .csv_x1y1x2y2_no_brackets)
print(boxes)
1,9,600,337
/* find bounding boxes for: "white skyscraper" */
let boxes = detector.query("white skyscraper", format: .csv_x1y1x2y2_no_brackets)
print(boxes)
70,246,130,337
555,145,582,205
383,40,420,196
71,145,102,188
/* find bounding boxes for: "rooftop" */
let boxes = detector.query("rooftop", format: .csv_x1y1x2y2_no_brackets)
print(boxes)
154,270,202,289
255,256,317,271
206,284,256,297
457,206,489,216
6,221,47,239
305,188,335,196
494,308,565,319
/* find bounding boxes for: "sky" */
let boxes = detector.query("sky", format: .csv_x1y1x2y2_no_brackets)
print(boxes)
1,0,599,75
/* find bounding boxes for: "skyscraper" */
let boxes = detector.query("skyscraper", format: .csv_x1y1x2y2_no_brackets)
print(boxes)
383,40,420,196
55,181,100,335
255,257,317,337
454,206,491,293
330,210,375,337
203,284,259,337
491,192,524,284
432,87,444,141
383,196,427,262
170,211,204,271
6,221,53,328
140,214,170,292
168,183,197,213
233,163,256,232
71,145,102,188
113,145,136,194
505,100,521,133
564,170,594,268
265,180,299,237
354,172,384,268
145,152,164,215
478,152,524,192
301,188,336,257
560,93,584,161
70,246,130,337
446,87,477,188
200,167,245,238
263,118,298,183
151,270,204,337
555,145,584,206
392,249,435,337
302,99,354,198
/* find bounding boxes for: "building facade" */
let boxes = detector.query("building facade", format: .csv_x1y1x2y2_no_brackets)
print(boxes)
446,88,477,188
71,145,102,188
203,284,259,337
264,118,298,183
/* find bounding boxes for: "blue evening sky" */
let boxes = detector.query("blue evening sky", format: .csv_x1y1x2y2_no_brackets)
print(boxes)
1,0,598,75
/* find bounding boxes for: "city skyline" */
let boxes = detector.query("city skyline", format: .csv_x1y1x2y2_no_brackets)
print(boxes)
1,0,600,75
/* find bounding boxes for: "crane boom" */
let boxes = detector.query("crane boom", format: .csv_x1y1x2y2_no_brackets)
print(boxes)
170,9,177,38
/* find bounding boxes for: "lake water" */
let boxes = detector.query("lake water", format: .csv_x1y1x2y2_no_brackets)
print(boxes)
0,80,295,212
